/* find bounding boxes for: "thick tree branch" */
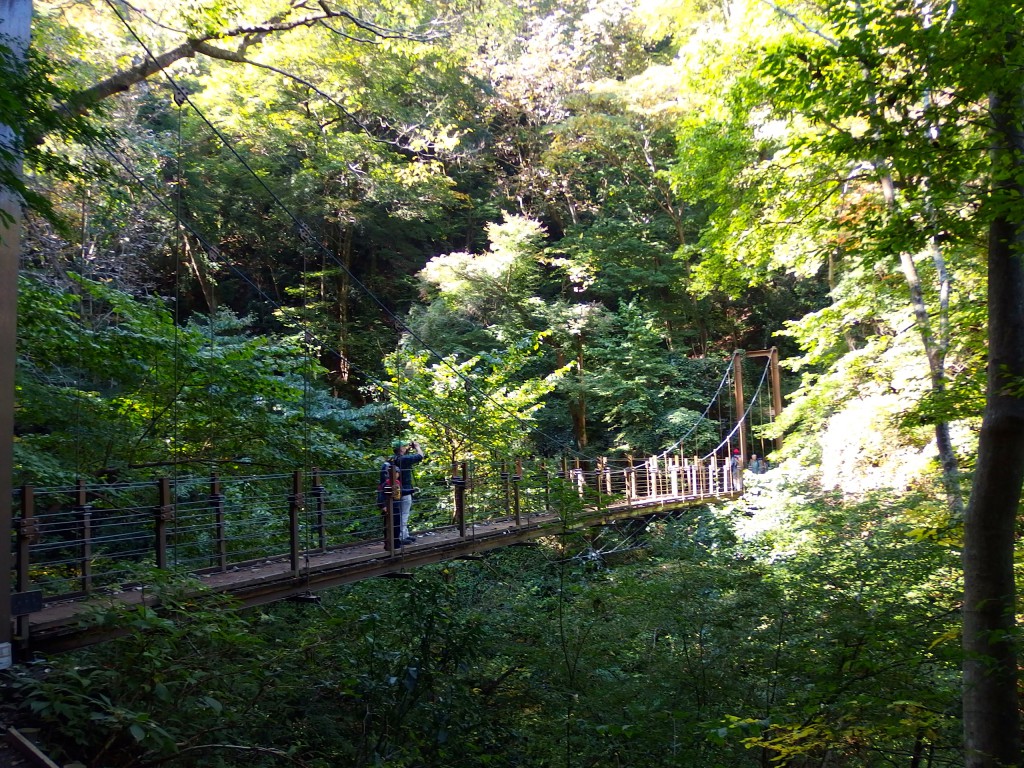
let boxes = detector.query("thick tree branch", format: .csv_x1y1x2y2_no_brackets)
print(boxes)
66,40,200,114
63,2,443,117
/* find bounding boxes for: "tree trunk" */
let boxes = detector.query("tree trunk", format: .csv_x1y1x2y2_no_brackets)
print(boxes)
0,0,32,666
961,83,1024,768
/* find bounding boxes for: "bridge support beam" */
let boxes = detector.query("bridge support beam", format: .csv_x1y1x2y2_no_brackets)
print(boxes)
732,350,747,461
0,0,33,669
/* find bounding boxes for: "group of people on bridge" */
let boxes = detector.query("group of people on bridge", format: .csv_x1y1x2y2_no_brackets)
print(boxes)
729,449,769,490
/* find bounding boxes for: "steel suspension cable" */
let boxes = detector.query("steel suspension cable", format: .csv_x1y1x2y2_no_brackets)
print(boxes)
90,130,483,451
655,360,734,460
171,91,184,566
700,357,772,462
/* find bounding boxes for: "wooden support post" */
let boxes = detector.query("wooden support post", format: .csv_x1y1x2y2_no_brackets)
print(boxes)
513,458,522,526
288,470,303,576
541,459,550,516
74,480,93,595
385,464,400,552
625,455,634,507
211,475,226,572
453,462,467,537
745,347,785,454
155,477,172,569
15,485,37,645
311,468,326,552
502,461,511,518
732,349,747,463
770,346,783,453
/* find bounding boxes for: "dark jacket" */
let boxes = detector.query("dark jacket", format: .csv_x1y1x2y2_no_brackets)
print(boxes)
386,450,424,496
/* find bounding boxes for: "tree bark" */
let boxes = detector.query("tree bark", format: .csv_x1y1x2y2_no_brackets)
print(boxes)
961,82,1024,768
61,4,434,118
0,0,32,664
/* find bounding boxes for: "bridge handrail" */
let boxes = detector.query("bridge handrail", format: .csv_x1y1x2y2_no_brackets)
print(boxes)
9,452,743,609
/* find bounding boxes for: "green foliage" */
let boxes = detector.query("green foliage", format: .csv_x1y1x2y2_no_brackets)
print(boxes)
15,275,375,484
0,43,107,226
587,301,725,453
384,335,565,463
6,475,963,768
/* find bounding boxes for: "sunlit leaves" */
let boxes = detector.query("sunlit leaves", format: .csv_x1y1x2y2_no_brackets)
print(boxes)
384,335,564,463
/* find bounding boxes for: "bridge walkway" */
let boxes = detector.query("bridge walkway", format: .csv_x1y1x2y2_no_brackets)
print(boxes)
12,455,741,654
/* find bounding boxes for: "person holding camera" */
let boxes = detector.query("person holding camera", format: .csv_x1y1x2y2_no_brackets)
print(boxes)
387,438,425,545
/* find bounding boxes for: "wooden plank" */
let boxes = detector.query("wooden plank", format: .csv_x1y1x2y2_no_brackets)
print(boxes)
6,727,62,768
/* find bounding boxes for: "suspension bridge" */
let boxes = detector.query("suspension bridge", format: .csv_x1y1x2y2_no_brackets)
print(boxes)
6,349,781,655
0,1,788,664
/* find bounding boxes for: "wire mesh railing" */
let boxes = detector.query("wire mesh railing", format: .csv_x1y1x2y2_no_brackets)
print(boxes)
11,450,743,606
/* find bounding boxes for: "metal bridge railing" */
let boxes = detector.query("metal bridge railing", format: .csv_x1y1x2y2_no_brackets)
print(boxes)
10,451,742,607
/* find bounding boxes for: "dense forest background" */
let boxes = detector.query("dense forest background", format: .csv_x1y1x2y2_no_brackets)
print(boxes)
3,0,1023,765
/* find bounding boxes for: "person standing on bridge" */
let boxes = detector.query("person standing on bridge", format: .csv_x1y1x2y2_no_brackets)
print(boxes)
748,453,767,474
730,448,743,491
388,438,425,545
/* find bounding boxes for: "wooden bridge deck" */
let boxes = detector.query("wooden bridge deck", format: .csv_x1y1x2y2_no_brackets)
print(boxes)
22,491,732,654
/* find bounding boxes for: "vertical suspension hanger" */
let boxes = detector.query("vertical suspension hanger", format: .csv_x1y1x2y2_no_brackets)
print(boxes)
759,365,768,459
720,363,729,456
74,183,91,483
170,82,188,565
300,220,314,582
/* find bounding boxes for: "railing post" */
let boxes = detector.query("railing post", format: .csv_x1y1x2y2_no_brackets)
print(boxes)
211,475,227,572
453,462,467,537
625,456,634,508
542,460,551,515
556,457,568,521
288,470,303,576
73,480,93,595
16,485,38,644
502,461,511,518
770,346,784,453
155,477,172,569
311,468,326,552
385,464,399,552
513,458,522,526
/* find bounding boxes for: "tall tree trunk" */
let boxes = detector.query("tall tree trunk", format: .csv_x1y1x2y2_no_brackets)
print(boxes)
574,339,587,450
961,82,1024,768
853,0,964,516
558,347,587,449
0,0,32,667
